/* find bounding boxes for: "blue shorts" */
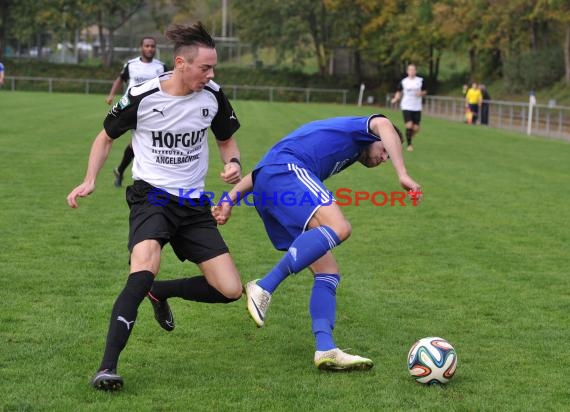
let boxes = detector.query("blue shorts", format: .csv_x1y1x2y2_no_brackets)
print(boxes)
252,164,333,251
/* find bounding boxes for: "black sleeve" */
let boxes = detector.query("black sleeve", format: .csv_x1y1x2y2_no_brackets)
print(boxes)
119,62,130,83
103,91,139,139
396,80,404,92
367,114,387,139
210,88,240,141
421,79,427,91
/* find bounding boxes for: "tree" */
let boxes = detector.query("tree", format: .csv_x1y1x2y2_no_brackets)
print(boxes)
148,0,199,33
323,0,389,80
343,0,450,85
0,0,14,59
347,0,404,79
87,0,146,67
388,0,447,83
534,0,570,84
233,0,339,75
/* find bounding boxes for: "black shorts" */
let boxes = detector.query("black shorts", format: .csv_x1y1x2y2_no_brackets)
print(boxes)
126,180,229,263
468,104,479,115
402,110,422,125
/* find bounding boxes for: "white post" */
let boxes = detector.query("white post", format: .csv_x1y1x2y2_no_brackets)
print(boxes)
222,0,228,38
527,91,536,135
357,83,365,106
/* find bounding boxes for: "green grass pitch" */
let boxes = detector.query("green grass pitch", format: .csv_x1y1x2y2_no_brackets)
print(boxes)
0,91,568,411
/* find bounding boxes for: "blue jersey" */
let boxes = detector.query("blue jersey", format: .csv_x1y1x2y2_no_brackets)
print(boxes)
254,115,383,181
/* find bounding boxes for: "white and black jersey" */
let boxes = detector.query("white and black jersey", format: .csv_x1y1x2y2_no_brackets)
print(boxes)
104,72,240,196
397,76,425,111
120,57,168,89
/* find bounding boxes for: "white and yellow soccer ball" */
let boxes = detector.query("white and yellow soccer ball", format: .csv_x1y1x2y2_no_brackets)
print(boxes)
407,337,457,384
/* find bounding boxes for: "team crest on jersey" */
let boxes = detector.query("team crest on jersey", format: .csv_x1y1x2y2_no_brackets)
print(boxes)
119,95,131,109
201,108,209,117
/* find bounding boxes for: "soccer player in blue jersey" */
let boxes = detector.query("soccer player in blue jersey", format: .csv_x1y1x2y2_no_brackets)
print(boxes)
0,61,5,87
213,114,421,370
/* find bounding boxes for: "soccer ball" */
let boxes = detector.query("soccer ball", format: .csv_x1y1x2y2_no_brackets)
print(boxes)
407,337,457,384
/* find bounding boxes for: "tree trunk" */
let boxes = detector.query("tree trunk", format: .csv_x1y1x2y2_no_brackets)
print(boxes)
565,23,570,85
429,44,434,78
0,0,8,59
434,52,441,82
530,20,537,52
354,50,363,83
469,47,477,79
97,14,107,66
307,19,326,75
106,29,115,67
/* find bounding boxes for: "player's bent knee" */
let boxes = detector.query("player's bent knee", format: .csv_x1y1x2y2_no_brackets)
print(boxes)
213,281,242,302
333,220,352,242
221,286,242,301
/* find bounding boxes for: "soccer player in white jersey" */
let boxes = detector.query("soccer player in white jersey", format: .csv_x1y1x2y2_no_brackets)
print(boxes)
67,22,243,391
391,64,427,152
213,115,421,371
106,37,169,187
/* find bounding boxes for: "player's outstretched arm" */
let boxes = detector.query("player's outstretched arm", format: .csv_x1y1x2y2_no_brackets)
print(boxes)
391,91,401,105
212,172,254,225
371,116,422,194
217,137,242,184
105,77,123,105
67,130,114,208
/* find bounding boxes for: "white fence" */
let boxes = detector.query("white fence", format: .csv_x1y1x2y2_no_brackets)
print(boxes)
387,94,570,141
3,76,111,94
2,76,349,104
5,75,569,140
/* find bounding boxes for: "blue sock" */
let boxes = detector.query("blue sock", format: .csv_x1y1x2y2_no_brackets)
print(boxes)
310,274,340,351
257,226,341,293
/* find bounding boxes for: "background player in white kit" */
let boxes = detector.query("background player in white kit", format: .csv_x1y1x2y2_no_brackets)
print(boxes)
67,22,243,391
106,37,168,187
391,64,427,152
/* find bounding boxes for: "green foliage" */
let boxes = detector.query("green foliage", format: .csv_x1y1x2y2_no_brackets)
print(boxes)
1,92,569,410
503,46,565,92
4,0,570,91
3,59,360,101
216,66,357,89
233,0,338,74
4,60,120,80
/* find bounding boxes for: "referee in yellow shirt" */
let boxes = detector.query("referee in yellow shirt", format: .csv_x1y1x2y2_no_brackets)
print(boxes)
465,82,483,124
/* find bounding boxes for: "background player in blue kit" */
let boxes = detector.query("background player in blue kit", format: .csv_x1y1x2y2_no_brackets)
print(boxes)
106,36,168,187
0,61,5,87
68,22,243,391
213,114,422,371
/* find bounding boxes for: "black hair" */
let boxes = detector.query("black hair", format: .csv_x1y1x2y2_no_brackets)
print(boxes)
165,22,215,57
393,124,404,144
140,37,156,46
